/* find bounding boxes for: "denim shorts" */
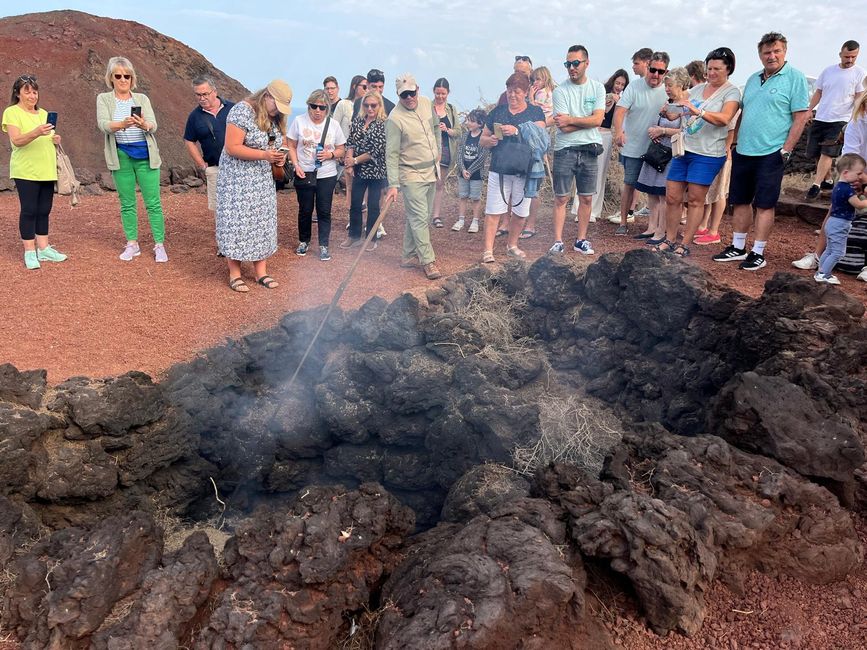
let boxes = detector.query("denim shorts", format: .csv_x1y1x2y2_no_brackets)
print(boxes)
728,149,785,210
618,154,643,186
553,147,599,196
457,176,483,200
667,151,727,186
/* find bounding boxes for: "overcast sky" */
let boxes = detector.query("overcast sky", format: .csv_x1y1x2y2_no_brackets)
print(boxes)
13,1,864,111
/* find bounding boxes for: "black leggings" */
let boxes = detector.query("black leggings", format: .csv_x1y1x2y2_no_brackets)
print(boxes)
15,179,54,240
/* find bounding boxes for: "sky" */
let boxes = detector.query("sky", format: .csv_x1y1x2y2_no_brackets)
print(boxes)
10,1,864,112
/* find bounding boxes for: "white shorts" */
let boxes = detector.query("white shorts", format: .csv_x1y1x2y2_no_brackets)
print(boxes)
205,166,219,211
484,171,530,218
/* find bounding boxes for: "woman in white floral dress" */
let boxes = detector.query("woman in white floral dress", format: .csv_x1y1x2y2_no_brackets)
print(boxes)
216,80,292,292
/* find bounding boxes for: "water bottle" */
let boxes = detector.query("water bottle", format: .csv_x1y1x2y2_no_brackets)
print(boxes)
315,143,324,169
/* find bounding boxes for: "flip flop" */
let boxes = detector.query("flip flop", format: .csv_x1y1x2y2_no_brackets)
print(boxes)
519,229,536,239
256,275,279,289
229,277,249,293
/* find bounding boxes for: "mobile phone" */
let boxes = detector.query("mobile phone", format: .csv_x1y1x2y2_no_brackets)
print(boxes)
277,146,290,153
130,106,142,118
46,112,58,128
493,123,504,139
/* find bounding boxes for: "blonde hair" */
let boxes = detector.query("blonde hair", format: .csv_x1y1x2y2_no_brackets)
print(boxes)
247,87,287,135
531,66,555,93
306,89,329,109
852,92,867,124
105,56,138,90
665,67,691,91
360,90,386,122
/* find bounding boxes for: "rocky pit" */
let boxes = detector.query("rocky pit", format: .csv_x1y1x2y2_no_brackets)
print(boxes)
1,250,865,649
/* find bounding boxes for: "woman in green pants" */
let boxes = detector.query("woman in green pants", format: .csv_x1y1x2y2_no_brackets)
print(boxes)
97,56,167,262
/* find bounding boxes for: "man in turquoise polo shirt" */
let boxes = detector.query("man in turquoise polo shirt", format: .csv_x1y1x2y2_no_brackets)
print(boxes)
713,32,810,271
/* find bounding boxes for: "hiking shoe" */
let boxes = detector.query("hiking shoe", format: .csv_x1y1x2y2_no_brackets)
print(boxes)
119,242,141,261
607,213,634,224
506,246,526,259
805,184,820,200
319,245,331,261
399,257,418,268
548,241,565,254
423,262,442,279
814,271,840,285
339,238,361,249
24,250,40,269
467,218,479,233
856,267,867,282
792,252,818,270
635,206,650,217
615,225,628,236
37,245,67,262
712,245,747,262
820,180,835,191
739,251,767,271
573,239,595,255
451,218,465,232
154,244,168,263
295,242,309,256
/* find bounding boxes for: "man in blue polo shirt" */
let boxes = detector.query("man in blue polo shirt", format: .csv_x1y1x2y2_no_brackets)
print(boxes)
184,75,234,216
713,32,810,271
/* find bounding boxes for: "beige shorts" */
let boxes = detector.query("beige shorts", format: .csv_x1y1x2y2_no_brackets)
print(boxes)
205,166,219,211
705,156,731,205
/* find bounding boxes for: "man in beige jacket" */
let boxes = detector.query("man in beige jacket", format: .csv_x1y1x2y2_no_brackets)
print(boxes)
385,73,442,279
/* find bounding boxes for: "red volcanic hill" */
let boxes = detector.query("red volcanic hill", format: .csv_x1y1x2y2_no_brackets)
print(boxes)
0,10,248,177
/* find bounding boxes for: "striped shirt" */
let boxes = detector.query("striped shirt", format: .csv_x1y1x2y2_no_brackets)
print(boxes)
112,97,145,143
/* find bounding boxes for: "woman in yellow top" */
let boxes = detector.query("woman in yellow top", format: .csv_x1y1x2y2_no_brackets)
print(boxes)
2,74,66,270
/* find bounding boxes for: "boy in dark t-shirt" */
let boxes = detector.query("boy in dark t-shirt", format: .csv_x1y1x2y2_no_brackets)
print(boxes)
816,153,867,284
452,108,490,233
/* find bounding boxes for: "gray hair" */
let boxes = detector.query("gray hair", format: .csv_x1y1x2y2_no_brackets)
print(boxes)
650,51,671,67
192,74,216,90
665,67,691,90
306,89,328,106
105,56,138,90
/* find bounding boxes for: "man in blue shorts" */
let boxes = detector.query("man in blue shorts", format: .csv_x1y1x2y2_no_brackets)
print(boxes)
713,32,810,271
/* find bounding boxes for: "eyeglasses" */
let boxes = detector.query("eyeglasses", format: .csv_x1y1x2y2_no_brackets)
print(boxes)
194,90,214,98
515,56,531,62
362,102,379,109
563,59,587,68
399,90,417,99
114,73,132,80
648,67,668,75
308,104,328,111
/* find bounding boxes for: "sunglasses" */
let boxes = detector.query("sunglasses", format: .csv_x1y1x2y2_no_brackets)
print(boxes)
308,104,328,111
515,56,531,62
648,67,668,75
399,90,417,99
114,73,132,80
563,59,587,68
358,83,368,89
362,102,379,109
18,74,36,83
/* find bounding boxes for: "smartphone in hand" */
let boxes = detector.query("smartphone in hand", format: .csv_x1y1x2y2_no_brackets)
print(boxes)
277,146,290,153
46,112,58,128
130,106,142,118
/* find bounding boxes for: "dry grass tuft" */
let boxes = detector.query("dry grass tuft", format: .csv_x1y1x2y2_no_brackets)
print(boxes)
513,394,623,477
339,600,398,650
452,280,535,362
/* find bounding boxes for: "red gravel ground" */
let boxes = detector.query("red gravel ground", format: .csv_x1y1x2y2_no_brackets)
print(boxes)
0,187,865,650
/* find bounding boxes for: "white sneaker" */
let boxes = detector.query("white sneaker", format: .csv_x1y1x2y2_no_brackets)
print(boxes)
857,267,867,282
607,213,634,224
792,252,819,270
467,217,479,233
589,215,596,223
635,206,651,217
451,218,465,232
377,223,387,238
814,271,840,285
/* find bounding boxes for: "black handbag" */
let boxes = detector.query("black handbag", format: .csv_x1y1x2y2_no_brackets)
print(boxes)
491,136,533,177
641,140,672,173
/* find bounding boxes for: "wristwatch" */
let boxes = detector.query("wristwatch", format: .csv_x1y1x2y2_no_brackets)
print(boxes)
781,149,792,162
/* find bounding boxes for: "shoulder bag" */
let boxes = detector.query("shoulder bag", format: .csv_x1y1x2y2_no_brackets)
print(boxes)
641,117,673,173
55,144,80,206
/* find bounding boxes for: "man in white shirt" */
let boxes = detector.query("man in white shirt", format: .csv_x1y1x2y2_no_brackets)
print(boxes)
805,40,866,199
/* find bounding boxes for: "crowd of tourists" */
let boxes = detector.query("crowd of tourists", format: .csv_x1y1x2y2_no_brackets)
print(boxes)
3,32,867,289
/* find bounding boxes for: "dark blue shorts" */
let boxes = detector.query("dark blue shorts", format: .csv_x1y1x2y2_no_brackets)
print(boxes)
728,149,785,210
667,151,726,186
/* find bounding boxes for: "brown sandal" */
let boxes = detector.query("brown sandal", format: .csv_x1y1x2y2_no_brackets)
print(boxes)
256,275,279,289
229,277,249,293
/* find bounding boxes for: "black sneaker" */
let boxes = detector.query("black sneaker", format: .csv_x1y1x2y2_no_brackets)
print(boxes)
712,245,748,262
805,185,820,200
739,251,767,271
820,180,835,191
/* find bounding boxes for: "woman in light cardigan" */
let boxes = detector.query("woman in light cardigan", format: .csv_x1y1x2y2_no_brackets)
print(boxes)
96,56,167,262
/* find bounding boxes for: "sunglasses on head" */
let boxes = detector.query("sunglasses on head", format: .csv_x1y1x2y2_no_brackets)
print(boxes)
18,74,36,84
515,55,531,62
563,59,587,68
399,90,417,99
114,73,132,80
648,67,667,75
308,103,328,111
